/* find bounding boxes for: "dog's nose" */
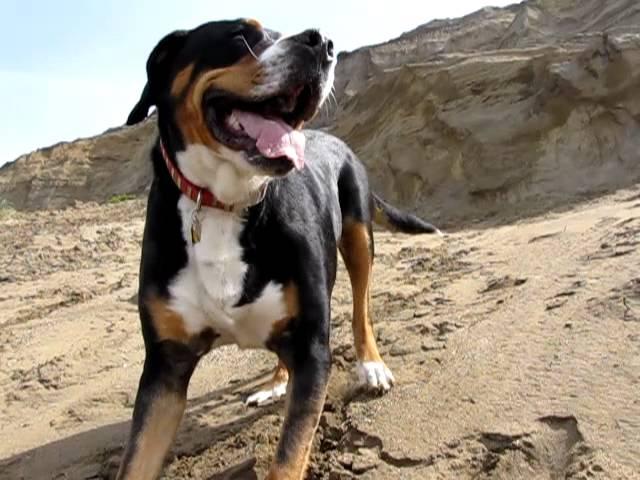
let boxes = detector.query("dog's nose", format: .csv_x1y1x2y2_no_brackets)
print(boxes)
293,29,334,63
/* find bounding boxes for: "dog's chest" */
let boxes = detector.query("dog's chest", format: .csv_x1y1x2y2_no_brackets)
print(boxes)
168,198,286,347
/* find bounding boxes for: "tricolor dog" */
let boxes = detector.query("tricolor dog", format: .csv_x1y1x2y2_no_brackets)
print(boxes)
120,18,440,480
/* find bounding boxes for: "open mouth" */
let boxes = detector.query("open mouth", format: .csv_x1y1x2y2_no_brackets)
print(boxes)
204,84,320,173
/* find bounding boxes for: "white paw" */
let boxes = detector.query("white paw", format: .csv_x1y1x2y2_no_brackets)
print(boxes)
245,381,287,407
356,361,395,392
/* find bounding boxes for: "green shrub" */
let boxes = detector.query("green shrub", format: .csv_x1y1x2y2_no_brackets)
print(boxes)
108,193,136,204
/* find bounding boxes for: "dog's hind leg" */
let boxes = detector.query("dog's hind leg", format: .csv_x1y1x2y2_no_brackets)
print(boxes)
336,157,394,391
339,218,394,391
245,357,289,406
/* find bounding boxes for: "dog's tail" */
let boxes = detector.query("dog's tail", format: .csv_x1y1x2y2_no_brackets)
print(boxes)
372,193,442,235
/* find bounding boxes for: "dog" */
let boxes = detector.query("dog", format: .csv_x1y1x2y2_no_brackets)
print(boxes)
119,18,441,480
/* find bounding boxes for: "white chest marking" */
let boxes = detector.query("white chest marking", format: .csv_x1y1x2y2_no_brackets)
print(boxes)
168,196,287,348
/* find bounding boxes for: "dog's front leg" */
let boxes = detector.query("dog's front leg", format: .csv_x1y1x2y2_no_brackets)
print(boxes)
266,303,331,480
116,341,200,480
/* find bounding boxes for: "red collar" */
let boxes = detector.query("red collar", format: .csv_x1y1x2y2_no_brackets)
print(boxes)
160,140,234,212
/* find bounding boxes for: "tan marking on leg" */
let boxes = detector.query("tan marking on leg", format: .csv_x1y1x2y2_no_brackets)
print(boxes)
270,282,300,338
283,282,300,318
271,358,289,384
265,376,327,480
170,63,195,98
246,358,289,406
117,391,186,480
147,297,189,343
261,358,289,390
340,221,383,363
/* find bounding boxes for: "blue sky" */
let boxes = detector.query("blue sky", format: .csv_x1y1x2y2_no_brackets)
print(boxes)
0,0,514,165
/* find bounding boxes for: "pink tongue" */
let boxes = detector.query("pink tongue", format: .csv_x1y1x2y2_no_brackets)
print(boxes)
232,110,305,170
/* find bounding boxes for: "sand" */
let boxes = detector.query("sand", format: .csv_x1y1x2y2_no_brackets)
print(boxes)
1,185,639,479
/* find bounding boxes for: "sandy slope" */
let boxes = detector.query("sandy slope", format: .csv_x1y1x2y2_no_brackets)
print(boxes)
4,1,640,232
1,186,639,479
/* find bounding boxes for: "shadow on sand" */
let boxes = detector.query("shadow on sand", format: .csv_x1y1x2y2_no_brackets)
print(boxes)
0,371,278,480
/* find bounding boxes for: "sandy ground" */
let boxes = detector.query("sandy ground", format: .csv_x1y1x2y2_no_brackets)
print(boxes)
1,188,639,480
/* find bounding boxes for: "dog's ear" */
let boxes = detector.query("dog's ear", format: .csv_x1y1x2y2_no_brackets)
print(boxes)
126,83,153,125
126,30,189,126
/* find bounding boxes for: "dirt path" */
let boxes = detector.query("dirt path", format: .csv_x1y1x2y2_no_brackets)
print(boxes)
1,188,639,479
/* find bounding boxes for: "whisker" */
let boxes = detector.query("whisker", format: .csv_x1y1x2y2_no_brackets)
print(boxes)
329,85,338,108
329,90,337,109
241,35,259,60
322,97,334,116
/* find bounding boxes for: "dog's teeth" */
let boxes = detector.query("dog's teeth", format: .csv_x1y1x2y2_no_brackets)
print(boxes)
227,113,242,131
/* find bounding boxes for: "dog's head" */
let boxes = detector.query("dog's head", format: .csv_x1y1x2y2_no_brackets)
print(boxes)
128,19,336,181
